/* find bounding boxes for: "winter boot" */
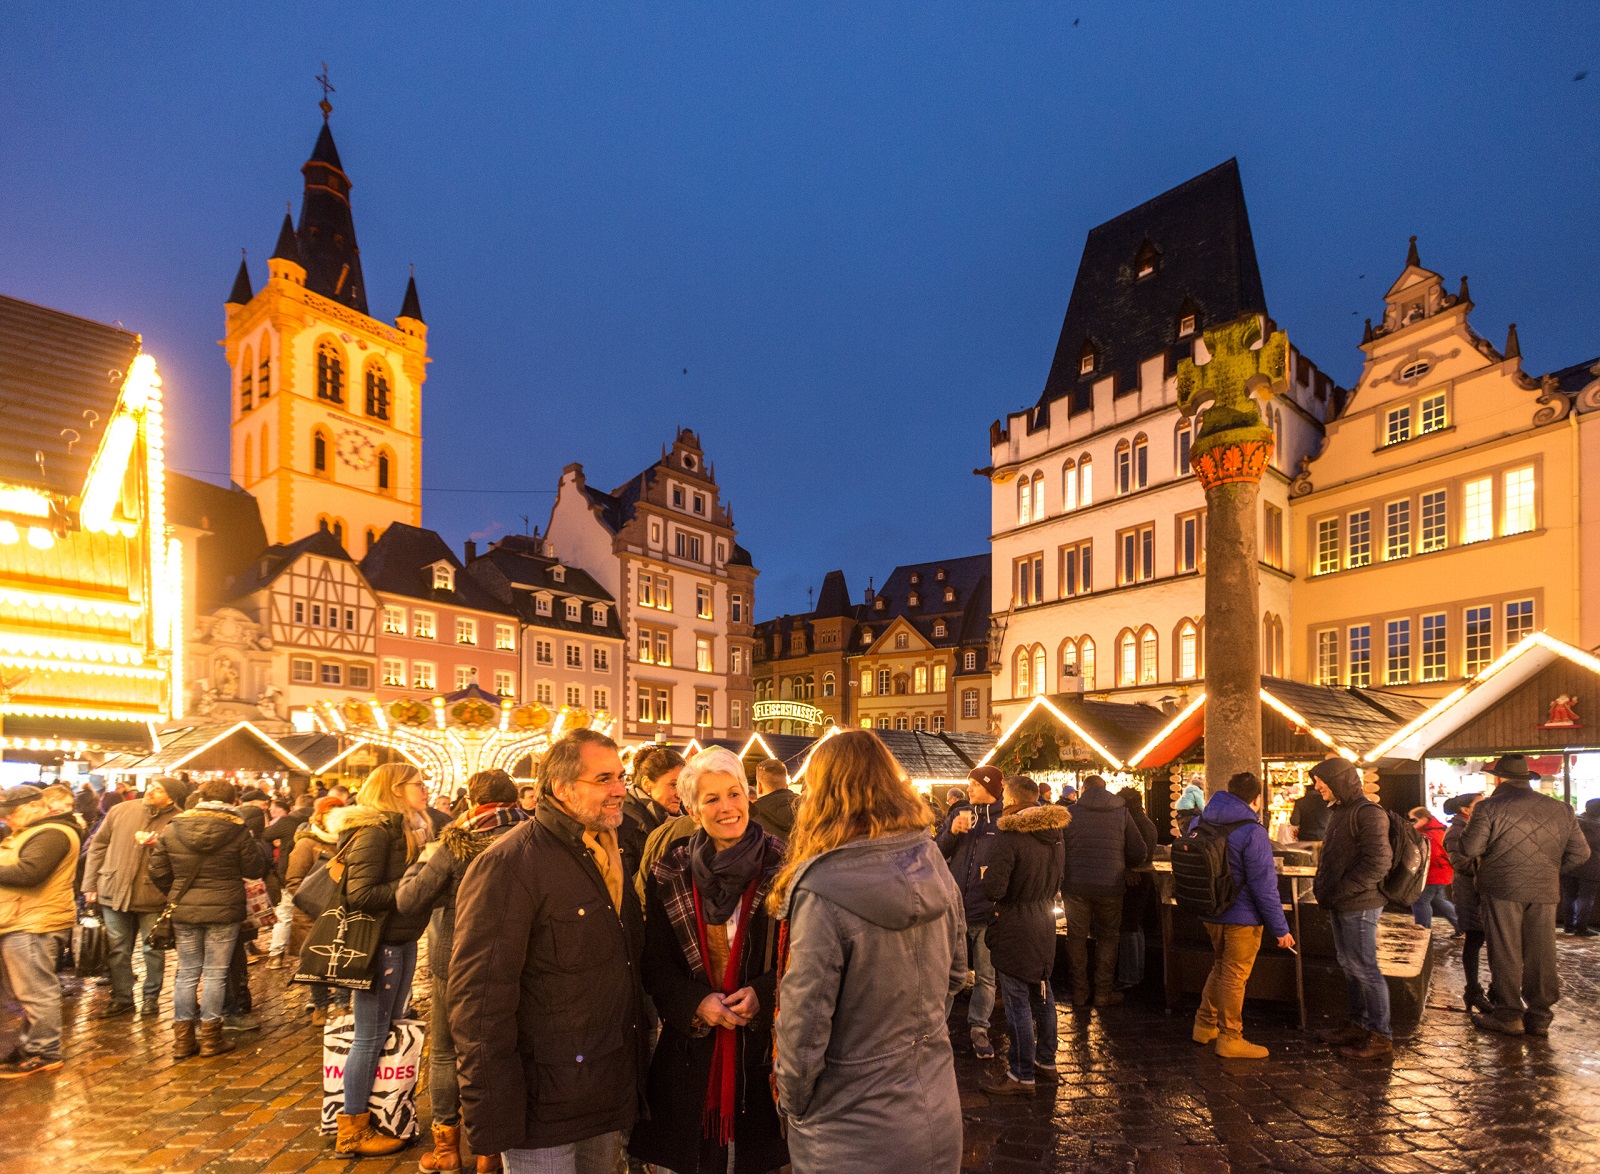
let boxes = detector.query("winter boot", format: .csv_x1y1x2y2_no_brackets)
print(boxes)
197,1018,236,1057
1337,1030,1395,1060
335,1112,406,1158
476,1157,503,1173
1214,1032,1269,1059
171,1020,198,1060
418,1122,461,1172
1464,983,1493,1014
1319,1022,1368,1047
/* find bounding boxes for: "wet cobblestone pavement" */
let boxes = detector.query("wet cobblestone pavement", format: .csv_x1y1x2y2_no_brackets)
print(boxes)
3,930,1599,1173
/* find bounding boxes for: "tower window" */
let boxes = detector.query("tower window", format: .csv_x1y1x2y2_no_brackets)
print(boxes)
316,341,345,404
257,354,271,400
313,430,329,475
1079,340,1096,376
365,365,391,420
239,348,254,413
377,452,391,493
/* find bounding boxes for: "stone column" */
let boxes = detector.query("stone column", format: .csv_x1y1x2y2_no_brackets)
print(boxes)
1176,315,1287,796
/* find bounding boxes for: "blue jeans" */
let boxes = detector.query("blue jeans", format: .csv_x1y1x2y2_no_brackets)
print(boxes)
996,971,1057,1082
101,907,164,1004
344,942,417,1117
504,1131,622,1173
943,926,996,1030
0,931,69,1059
1410,883,1458,930
173,923,240,1023
1329,908,1391,1038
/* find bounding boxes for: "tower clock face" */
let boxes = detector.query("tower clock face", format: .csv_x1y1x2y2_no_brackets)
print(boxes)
336,429,377,470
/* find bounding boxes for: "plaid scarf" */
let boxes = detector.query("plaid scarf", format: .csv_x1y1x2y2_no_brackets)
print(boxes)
463,802,527,833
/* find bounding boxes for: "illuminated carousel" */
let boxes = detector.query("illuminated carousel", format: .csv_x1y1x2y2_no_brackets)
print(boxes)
311,683,614,794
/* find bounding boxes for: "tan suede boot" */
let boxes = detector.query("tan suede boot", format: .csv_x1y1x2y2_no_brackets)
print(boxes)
418,1122,461,1171
197,1018,235,1057
171,1020,198,1060
1215,1032,1269,1059
335,1112,407,1158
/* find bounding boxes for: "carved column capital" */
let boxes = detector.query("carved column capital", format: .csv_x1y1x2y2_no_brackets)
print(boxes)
1192,433,1275,490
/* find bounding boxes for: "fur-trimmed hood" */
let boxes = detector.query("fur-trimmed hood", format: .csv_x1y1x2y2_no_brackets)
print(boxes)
437,821,502,864
327,804,397,834
294,818,340,846
168,804,248,854
998,802,1071,843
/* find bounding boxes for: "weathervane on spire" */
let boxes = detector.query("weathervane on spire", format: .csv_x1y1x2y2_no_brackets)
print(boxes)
316,62,335,120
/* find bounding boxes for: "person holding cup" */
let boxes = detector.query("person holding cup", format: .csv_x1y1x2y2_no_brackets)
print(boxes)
935,765,1005,1059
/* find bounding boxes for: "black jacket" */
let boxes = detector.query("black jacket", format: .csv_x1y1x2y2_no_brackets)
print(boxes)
1060,786,1148,898
620,790,675,881
1290,791,1331,841
630,834,787,1174
450,800,648,1156
982,804,1069,981
749,788,801,842
1458,781,1590,904
1571,812,1600,884
148,804,266,925
1312,791,1391,913
262,811,308,880
336,807,431,945
395,810,524,973
1443,815,1481,933
935,799,1003,921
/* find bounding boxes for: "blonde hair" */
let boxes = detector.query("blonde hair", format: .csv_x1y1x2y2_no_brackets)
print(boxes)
357,763,428,861
767,730,932,915
679,746,746,812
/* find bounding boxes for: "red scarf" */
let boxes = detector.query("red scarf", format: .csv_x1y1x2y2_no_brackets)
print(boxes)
691,875,760,1145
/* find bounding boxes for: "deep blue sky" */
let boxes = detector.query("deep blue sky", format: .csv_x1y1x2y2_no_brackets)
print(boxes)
3,4,1595,619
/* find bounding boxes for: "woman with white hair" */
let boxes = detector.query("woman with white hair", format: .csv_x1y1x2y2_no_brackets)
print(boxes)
629,747,788,1174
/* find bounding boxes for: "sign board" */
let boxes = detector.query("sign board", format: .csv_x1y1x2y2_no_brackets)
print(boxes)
752,700,825,728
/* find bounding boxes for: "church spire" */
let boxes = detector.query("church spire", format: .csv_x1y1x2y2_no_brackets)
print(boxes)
398,269,424,323
227,251,253,305
294,111,367,315
270,210,301,265
1406,234,1420,268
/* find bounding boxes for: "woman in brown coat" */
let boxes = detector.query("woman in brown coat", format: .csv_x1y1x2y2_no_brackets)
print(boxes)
283,796,346,1024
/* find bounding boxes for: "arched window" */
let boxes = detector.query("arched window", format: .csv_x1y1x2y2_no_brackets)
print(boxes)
822,672,836,698
1032,645,1047,696
259,425,270,476
1139,627,1158,684
377,448,394,495
257,348,271,401
1079,637,1096,689
1031,471,1044,520
331,518,345,545
312,428,330,475
243,440,254,485
1018,476,1032,526
1176,620,1198,680
1079,455,1093,506
316,340,345,404
1115,440,1132,496
1014,646,1033,698
364,360,392,421
1062,459,1077,512
1262,614,1285,676
239,346,254,413
1176,422,1192,476
1132,434,1149,491
1059,638,1079,688
1117,631,1137,687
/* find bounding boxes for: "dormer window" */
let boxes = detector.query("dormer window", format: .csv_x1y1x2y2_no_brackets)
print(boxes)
1079,339,1097,376
874,598,885,611
551,565,566,583
591,604,606,626
432,564,454,592
565,599,581,622
943,587,955,603
1179,314,1196,337
935,568,945,581
1134,240,1161,280
933,621,947,638
535,595,552,616
861,629,872,645
908,592,920,607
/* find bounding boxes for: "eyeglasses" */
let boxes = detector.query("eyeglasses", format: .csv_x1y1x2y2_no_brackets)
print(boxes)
572,773,624,787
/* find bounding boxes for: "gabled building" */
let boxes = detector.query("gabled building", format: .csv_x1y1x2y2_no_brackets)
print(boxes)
753,570,863,734
849,555,992,734
1290,237,1600,697
466,534,625,717
984,160,1342,726
360,523,521,704
543,429,757,741
0,295,176,758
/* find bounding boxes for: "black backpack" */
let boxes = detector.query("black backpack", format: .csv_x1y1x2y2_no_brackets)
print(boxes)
1348,804,1430,908
1171,818,1251,917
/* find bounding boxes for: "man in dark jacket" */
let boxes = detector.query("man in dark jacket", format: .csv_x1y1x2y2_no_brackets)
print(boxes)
1059,774,1149,1008
396,769,527,1174
451,729,647,1171
83,775,192,1016
1289,783,1331,842
977,776,1068,1097
1564,798,1600,937
749,758,801,842
1193,772,1294,1059
935,765,1004,1057
1309,757,1393,1060
1459,755,1591,1037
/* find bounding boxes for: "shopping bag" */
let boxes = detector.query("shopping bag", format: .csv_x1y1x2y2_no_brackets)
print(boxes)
245,877,277,929
319,1013,425,1138
73,911,108,977
292,859,340,919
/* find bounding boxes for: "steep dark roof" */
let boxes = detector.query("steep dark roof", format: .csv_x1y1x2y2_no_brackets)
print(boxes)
863,554,991,656
166,473,269,613
468,540,623,638
270,212,301,265
1551,356,1600,401
0,294,143,496
225,527,353,599
1039,159,1267,413
814,570,852,617
1264,677,1428,756
398,274,424,323
359,522,516,615
296,121,367,314
227,256,254,305
873,730,996,780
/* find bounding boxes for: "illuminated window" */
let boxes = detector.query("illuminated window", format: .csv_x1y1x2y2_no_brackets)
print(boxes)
914,666,928,694
1346,510,1371,568
1348,625,1371,688
535,639,553,666
495,624,515,650
638,575,654,607
962,689,979,718
1315,518,1340,575
1139,629,1157,684
1420,393,1446,434
381,658,405,687
316,341,344,403
594,646,610,672
1506,599,1534,647
861,670,873,696
1018,476,1033,526
1079,340,1096,375
412,611,435,639
383,605,404,634
1316,630,1339,685
412,661,436,690
1463,477,1493,543
1117,632,1137,687
637,690,654,723
656,576,673,611
933,621,946,638
433,564,453,591
1080,638,1095,688
1420,490,1447,553
1179,313,1196,336
655,631,671,666
364,363,391,420
696,637,713,672
1421,613,1447,682
963,650,977,671
1079,456,1093,506
1385,500,1411,561
1062,460,1077,511
1385,406,1412,446
1014,647,1032,698
455,666,475,690
494,671,515,698
932,664,946,692
1386,619,1411,685
696,584,713,620
455,617,477,645
1503,467,1535,535
1177,622,1198,680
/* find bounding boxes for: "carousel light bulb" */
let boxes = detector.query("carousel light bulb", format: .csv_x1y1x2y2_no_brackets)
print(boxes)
26,526,53,550
0,521,19,544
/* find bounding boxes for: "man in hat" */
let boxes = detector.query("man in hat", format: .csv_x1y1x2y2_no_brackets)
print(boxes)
1459,755,1590,1036
936,764,1005,1057
0,785,82,1077
84,775,193,1016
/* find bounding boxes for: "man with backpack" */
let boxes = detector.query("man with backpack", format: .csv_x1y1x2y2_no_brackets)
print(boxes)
1179,772,1294,1059
1459,755,1590,1037
1309,757,1394,1060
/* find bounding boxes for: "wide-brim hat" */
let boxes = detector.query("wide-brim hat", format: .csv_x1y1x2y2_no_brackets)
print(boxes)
1484,754,1540,781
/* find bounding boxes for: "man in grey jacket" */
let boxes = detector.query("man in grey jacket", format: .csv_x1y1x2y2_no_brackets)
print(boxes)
1459,755,1590,1037
1059,774,1148,1008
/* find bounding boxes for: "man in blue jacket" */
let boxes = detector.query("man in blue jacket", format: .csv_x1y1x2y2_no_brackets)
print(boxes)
1192,771,1294,1059
936,765,1004,1058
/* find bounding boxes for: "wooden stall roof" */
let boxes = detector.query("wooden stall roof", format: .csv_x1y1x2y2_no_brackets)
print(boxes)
275,732,372,775
119,721,312,774
787,727,995,782
983,694,1174,771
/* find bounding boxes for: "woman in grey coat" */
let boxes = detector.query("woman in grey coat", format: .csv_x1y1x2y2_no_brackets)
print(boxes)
770,730,967,1174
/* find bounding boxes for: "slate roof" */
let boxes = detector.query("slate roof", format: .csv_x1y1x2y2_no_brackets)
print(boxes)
225,527,353,600
360,523,517,616
874,730,996,780
995,695,1175,767
861,554,991,655
467,538,624,639
227,257,254,305
296,121,368,315
275,732,361,774
1265,677,1428,755
1038,159,1267,415
399,274,424,323
166,473,269,613
1551,356,1600,402
0,294,143,497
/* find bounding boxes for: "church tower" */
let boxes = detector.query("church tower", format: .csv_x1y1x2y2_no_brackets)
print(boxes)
224,101,426,552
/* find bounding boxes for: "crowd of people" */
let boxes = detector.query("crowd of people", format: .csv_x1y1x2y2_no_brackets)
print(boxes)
0,735,1598,1173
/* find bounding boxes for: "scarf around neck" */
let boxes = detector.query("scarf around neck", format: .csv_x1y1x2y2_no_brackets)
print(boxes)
463,802,527,833
690,819,766,925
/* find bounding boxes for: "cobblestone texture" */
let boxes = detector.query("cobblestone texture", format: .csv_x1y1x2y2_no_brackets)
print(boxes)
2,930,1599,1172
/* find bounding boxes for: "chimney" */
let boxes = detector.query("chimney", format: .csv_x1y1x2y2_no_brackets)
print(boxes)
864,577,875,606
464,539,477,563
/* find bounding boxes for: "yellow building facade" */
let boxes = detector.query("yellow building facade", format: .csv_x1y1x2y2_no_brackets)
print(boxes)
1290,240,1591,698
224,115,426,555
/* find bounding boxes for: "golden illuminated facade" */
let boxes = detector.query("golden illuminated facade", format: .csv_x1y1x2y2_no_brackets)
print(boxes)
224,111,426,555
0,295,177,755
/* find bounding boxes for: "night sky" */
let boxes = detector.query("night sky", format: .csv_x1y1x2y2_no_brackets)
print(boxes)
3,4,1595,619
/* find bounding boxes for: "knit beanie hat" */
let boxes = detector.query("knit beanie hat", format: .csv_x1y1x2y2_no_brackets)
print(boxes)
154,776,194,809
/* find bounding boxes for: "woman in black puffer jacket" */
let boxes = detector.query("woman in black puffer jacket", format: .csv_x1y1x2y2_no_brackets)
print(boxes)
331,764,433,1159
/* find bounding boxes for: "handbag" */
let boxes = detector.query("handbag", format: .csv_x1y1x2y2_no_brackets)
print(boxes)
147,858,201,952
292,842,350,919
74,909,109,977
291,842,388,990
